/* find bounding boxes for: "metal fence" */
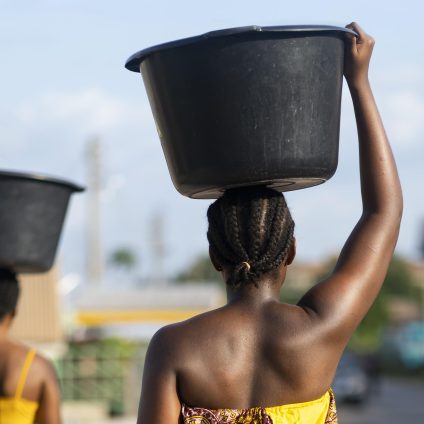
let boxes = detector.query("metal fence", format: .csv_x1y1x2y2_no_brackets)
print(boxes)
56,339,147,416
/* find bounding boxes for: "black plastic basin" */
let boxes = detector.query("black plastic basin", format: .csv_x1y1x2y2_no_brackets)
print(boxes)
0,170,84,273
126,25,354,198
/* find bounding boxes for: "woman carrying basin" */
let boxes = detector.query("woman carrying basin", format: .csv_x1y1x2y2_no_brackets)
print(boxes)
136,22,402,423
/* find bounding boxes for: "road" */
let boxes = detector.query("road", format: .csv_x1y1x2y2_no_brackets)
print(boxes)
337,378,424,423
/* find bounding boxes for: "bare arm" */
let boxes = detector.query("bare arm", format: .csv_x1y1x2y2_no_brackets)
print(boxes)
298,23,403,343
137,328,181,424
35,358,62,424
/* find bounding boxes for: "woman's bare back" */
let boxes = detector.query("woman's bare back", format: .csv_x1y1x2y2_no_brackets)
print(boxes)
151,300,342,409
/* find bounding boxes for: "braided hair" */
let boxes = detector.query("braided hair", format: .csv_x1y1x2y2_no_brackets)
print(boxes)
207,186,295,288
0,269,19,321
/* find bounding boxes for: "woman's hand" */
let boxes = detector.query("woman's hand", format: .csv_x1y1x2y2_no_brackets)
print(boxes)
344,22,375,88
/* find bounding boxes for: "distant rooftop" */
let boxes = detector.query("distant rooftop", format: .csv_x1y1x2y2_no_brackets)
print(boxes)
75,282,224,310
73,282,225,326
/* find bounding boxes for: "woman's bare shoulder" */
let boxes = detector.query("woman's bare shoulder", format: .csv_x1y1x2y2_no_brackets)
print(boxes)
153,307,226,341
31,352,58,382
147,307,231,361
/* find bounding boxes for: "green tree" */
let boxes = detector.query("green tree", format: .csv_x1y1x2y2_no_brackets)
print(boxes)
176,254,221,283
315,254,419,350
381,255,420,298
419,220,424,260
109,247,138,271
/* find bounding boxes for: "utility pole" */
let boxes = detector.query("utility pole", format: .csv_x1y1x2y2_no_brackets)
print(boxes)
149,212,165,284
85,137,103,285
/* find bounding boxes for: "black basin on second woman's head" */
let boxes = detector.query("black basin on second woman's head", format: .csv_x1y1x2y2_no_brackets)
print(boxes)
0,170,84,273
126,25,354,199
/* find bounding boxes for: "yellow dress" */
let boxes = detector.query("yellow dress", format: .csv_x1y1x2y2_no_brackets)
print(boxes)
0,349,39,424
182,389,338,423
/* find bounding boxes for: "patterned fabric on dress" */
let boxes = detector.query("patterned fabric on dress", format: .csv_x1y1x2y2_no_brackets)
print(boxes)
324,390,338,424
182,389,338,424
182,404,273,424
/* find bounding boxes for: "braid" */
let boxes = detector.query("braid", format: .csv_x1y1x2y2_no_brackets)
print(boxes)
207,186,295,288
224,198,252,287
254,197,289,270
225,201,249,261
248,197,269,260
207,210,236,266
262,219,295,274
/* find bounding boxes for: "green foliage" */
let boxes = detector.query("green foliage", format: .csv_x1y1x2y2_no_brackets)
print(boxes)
355,255,420,350
176,254,221,283
56,339,147,416
279,268,310,304
316,254,420,351
315,256,338,282
380,255,420,298
350,294,388,351
419,222,424,260
109,247,138,271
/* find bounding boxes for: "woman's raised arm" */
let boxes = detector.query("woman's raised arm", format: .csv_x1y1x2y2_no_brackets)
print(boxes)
298,22,403,343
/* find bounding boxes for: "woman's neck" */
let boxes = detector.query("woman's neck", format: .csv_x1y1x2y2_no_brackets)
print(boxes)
226,277,283,307
223,262,287,307
0,317,12,338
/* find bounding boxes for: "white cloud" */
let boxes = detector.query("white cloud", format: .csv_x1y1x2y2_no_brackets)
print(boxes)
0,88,158,182
382,89,424,147
373,64,424,148
14,88,150,135
339,65,424,150
377,65,424,88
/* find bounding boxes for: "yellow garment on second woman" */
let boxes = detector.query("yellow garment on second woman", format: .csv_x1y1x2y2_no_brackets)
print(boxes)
0,349,39,424
182,389,338,423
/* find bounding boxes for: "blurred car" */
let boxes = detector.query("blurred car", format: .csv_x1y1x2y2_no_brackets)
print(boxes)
332,351,371,403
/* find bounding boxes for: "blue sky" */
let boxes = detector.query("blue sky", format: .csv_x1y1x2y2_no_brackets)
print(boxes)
1,1,423,280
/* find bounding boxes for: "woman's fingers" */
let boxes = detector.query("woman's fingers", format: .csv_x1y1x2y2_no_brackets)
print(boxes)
343,22,374,86
347,22,375,47
344,25,358,54
348,22,365,38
